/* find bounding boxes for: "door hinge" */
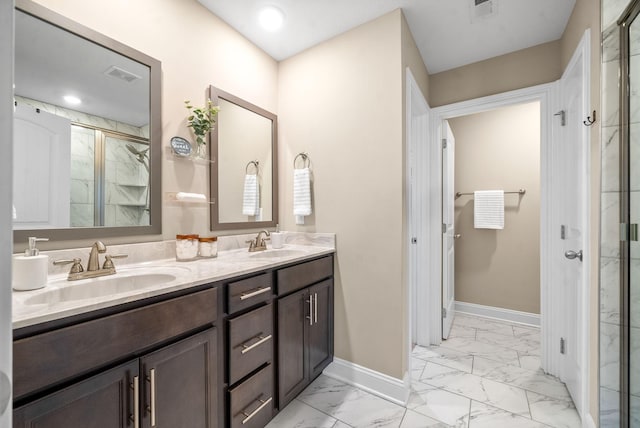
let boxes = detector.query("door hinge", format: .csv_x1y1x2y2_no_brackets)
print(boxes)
411,237,417,244
442,138,447,149
560,225,566,240
442,223,447,234
560,337,566,354
442,307,447,318
554,110,566,126
620,223,639,242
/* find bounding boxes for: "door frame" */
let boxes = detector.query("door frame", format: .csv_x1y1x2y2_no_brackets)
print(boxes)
421,30,591,422
425,82,555,346
405,68,430,360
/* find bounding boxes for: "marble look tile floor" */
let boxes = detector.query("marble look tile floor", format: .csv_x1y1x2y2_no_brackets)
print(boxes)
266,313,581,428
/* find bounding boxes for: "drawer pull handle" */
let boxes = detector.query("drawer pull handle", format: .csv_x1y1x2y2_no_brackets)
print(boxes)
314,292,318,324
241,396,273,425
239,286,271,300
306,296,313,326
130,376,139,428
241,334,273,354
147,368,156,427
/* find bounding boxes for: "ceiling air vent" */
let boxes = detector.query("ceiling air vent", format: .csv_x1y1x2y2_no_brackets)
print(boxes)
104,65,141,83
471,0,497,21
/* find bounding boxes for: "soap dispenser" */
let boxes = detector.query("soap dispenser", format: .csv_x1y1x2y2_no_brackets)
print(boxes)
12,237,49,291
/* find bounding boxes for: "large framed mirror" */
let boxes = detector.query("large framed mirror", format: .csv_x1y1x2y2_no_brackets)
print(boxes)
13,0,162,243
209,86,278,231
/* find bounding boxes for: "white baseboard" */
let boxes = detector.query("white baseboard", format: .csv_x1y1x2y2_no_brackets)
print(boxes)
322,357,410,406
455,301,540,327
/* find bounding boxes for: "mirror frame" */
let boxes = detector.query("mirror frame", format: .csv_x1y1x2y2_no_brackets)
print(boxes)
14,0,162,243
209,85,278,231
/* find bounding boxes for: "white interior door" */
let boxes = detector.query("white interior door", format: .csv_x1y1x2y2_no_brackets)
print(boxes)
442,121,456,339
557,46,587,415
13,104,71,229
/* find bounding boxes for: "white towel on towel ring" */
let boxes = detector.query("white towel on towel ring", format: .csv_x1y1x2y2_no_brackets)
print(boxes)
293,168,312,216
242,174,260,216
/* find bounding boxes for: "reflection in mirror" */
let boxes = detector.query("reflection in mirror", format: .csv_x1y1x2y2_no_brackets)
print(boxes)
210,86,278,231
13,0,161,242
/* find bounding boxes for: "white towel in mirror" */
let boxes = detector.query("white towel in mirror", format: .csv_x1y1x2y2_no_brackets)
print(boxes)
474,190,504,229
242,174,260,216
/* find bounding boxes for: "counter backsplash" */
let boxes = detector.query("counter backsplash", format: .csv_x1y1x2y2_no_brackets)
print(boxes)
31,232,336,276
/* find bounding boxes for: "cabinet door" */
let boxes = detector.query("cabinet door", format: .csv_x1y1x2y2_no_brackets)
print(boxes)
277,289,308,408
141,328,217,428
308,279,333,379
14,360,138,428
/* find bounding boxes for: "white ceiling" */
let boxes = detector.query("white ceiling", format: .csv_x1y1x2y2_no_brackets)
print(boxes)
198,0,576,74
15,10,150,127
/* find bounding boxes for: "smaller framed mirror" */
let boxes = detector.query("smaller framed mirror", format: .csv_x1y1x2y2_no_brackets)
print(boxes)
209,86,278,231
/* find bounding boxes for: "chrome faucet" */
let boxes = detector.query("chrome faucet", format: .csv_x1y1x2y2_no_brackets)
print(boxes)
87,241,107,271
246,230,270,252
53,241,128,281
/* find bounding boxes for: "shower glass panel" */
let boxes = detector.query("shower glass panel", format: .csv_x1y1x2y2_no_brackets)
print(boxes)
629,12,640,424
625,4,640,425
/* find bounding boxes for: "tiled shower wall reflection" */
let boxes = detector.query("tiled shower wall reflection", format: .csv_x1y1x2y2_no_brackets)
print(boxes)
104,137,150,227
17,96,150,227
601,1,634,426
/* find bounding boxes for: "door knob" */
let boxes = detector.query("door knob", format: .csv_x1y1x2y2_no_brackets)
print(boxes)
564,250,583,262
454,234,461,239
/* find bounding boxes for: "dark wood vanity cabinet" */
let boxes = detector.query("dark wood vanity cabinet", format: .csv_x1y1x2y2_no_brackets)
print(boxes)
13,253,334,428
225,273,275,428
14,329,217,428
13,287,219,428
140,329,217,428
276,257,334,409
14,359,138,428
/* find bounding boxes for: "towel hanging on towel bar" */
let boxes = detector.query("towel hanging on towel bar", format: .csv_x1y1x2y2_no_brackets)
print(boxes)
474,190,504,229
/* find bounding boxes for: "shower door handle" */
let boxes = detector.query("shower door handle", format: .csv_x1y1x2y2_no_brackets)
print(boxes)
564,250,583,262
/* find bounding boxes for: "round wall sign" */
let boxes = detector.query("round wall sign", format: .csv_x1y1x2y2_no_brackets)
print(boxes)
170,136,192,157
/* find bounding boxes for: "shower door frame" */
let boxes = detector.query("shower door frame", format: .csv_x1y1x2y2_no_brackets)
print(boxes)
618,1,640,425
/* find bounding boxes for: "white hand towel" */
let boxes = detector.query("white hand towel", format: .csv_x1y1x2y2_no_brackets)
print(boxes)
242,174,260,216
175,192,207,202
293,168,312,216
474,190,504,229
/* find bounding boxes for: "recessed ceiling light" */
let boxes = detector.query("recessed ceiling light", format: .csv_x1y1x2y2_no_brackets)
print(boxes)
258,6,284,32
63,95,82,105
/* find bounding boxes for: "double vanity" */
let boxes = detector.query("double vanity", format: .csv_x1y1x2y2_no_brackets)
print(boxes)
11,234,335,428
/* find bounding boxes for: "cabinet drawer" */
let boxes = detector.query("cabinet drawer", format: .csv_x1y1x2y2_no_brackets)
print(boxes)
14,287,218,400
277,255,333,296
228,272,272,314
229,364,273,428
228,303,273,385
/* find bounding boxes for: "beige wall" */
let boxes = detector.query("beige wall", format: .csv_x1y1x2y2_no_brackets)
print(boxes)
429,40,562,107
30,0,279,249
278,10,406,379
449,102,541,314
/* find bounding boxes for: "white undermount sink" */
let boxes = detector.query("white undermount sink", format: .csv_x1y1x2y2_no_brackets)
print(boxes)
249,249,307,259
23,271,181,305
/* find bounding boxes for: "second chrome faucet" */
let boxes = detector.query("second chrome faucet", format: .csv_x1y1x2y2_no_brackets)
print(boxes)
246,230,270,252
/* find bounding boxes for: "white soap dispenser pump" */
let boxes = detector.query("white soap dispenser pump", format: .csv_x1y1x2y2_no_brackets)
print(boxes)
13,237,49,291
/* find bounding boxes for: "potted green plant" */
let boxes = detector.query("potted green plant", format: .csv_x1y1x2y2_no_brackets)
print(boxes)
185,99,220,158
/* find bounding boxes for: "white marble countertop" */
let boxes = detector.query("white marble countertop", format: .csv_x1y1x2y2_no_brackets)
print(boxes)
13,235,335,330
